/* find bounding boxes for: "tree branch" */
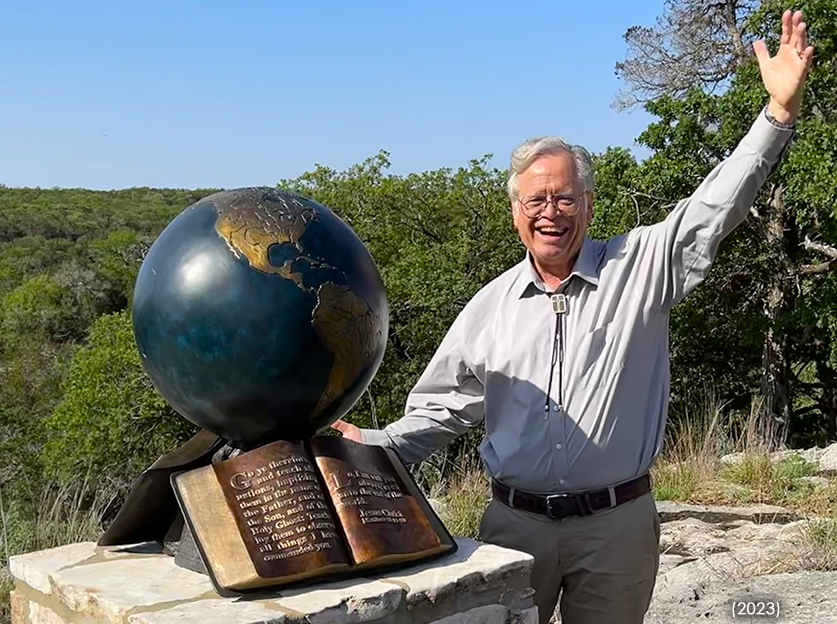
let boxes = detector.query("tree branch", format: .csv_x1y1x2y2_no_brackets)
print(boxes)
800,260,837,275
793,405,821,418
803,235,837,260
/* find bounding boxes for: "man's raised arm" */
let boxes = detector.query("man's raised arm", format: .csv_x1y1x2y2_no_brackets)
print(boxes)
641,10,813,309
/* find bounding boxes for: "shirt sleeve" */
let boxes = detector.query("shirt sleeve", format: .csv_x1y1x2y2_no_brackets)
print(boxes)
359,311,485,465
644,108,795,310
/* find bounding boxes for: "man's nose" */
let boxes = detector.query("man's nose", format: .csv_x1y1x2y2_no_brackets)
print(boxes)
540,200,562,219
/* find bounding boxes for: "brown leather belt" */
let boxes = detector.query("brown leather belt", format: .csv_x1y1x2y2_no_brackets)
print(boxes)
492,474,651,519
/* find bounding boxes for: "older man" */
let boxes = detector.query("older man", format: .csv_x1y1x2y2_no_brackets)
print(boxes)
333,10,813,624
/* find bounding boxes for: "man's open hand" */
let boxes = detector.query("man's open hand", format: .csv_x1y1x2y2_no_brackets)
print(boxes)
330,419,363,442
754,9,814,125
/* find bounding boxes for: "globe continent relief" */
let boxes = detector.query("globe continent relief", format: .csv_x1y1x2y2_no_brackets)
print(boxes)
132,188,389,447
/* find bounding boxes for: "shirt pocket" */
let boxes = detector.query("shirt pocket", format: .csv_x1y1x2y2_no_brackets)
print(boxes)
576,325,612,389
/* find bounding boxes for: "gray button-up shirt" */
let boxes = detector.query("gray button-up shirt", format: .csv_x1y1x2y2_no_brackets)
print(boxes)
361,112,794,494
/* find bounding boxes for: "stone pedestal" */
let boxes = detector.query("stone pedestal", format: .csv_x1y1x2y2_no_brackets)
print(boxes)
9,538,536,624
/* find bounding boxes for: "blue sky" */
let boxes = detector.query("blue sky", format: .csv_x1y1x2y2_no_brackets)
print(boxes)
1,0,664,190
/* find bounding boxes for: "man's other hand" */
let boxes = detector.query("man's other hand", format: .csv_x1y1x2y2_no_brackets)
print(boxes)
754,9,814,125
330,419,363,442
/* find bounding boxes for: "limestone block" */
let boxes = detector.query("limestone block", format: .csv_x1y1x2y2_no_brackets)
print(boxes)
127,576,404,624
380,539,534,622
277,578,404,624
26,602,66,624
657,553,694,575
10,538,534,624
10,590,28,624
428,604,538,624
719,452,745,466
647,570,837,623
50,555,215,621
9,542,98,595
129,599,288,624
430,604,509,624
819,443,837,473
513,606,538,624
9,592,67,624
772,448,827,465
385,539,533,603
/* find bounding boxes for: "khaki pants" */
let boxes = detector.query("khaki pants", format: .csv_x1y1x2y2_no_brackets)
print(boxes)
479,492,660,624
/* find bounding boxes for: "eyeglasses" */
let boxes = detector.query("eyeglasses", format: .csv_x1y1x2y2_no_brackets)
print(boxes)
517,194,584,218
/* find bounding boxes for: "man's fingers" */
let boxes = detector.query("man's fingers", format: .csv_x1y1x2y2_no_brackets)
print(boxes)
797,21,808,54
753,39,771,68
781,10,792,45
330,419,363,442
803,45,815,69
331,420,350,433
789,11,805,51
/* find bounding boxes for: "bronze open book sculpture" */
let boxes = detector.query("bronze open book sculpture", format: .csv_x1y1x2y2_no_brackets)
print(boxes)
175,437,454,595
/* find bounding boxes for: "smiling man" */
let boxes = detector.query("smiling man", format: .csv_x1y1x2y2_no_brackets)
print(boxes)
332,11,813,624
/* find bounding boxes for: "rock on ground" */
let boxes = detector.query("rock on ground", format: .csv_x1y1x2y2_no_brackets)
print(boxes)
721,443,837,476
646,570,837,623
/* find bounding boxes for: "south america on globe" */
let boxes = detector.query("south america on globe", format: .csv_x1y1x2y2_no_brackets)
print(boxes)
132,187,389,448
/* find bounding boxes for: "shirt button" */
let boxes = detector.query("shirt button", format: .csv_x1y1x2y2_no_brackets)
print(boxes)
553,406,560,412
556,444,562,450
559,479,566,485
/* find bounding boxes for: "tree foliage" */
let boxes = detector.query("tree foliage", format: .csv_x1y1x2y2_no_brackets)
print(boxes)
44,311,194,489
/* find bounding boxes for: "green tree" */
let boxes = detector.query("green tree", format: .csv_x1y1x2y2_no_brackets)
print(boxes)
44,310,195,489
616,0,837,444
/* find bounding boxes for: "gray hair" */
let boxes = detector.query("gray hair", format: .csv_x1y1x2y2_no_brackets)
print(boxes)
507,136,594,203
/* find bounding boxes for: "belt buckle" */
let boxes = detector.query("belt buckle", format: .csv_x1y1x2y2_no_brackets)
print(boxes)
545,493,571,519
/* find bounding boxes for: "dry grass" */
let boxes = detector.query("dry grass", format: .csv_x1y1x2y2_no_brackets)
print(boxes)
0,478,114,560
767,514,837,574
0,575,11,624
425,451,491,541
652,396,837,515
651,392,729,503
800,516,837,570
0,477,114,624
435,468,491,540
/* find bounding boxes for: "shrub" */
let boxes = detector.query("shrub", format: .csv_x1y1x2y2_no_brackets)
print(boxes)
43,310,195,491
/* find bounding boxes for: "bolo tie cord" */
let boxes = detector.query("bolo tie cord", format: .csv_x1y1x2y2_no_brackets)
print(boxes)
544,294,565,414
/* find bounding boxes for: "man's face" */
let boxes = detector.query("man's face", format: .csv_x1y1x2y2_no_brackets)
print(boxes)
512,152,593,277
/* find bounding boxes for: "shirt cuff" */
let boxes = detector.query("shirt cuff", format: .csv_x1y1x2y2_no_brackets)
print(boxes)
741,107,796,164
359,427,393,447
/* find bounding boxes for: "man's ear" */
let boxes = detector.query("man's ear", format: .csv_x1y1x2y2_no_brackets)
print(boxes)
587,192,595,220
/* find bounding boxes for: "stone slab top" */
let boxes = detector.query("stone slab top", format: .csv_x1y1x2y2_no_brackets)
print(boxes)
655,500,801,524
10,538,534,624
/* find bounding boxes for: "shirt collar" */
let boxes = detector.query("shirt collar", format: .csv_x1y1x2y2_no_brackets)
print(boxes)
516,237,601,298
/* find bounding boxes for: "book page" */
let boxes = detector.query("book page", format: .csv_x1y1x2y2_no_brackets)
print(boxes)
310,437,449,566
212,440,350,579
